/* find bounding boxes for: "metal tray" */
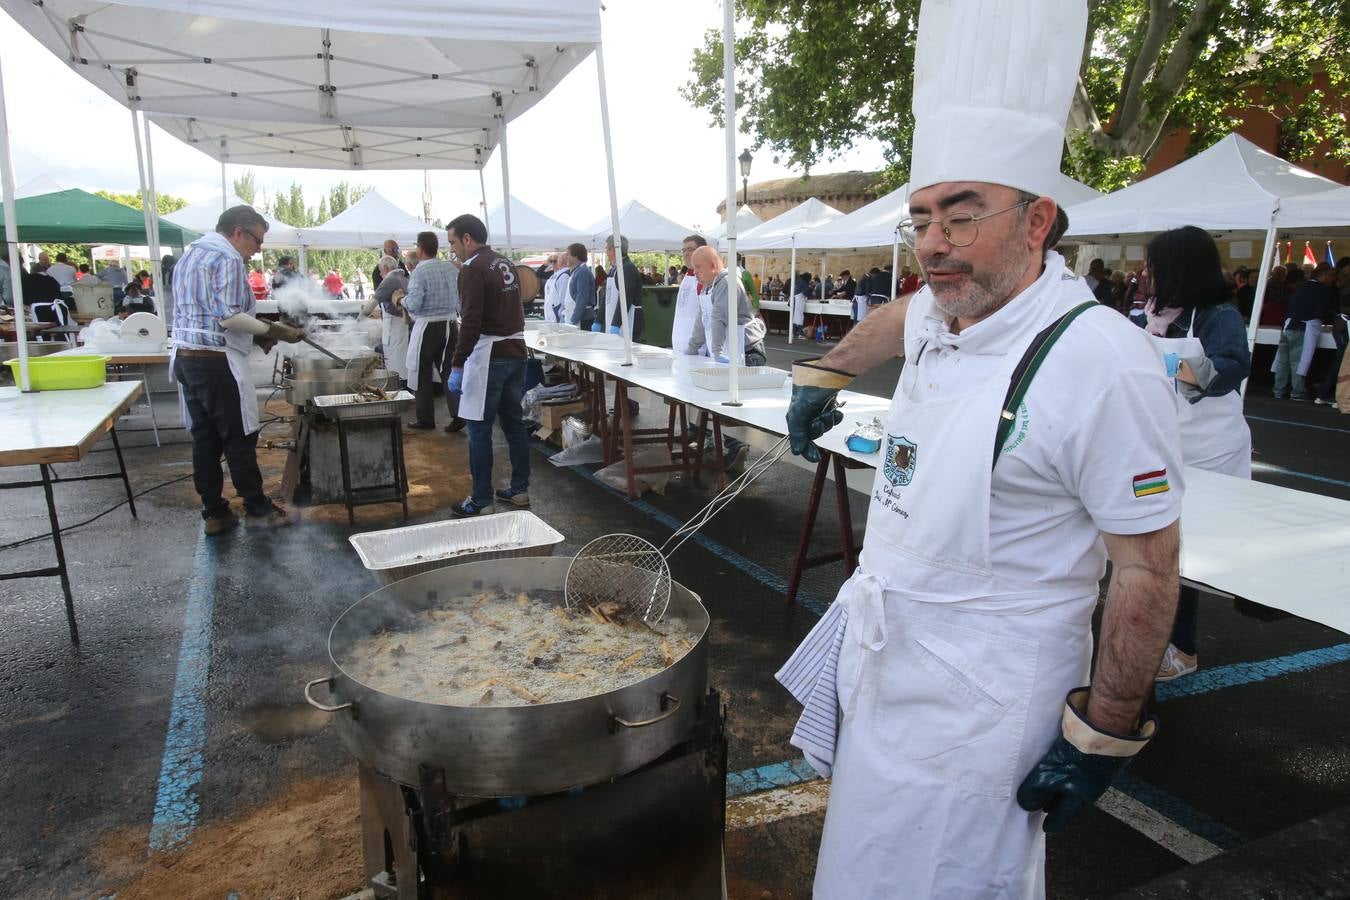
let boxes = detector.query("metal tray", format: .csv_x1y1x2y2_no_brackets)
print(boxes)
348,511,566,583
687,366,788,391
312,390,415,420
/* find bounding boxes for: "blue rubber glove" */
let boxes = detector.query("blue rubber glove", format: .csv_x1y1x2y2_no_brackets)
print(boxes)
609,325,622,335
591,322,603,333
1017,688,1157,833
786,385,843,462
786,357,852,463
446,368,463,394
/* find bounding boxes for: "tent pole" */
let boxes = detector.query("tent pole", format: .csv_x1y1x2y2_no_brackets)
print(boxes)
129,108,158,315
721,0,741,404
220,155,227,213
1242,215,1279,398
478,167,488,220
595,45,632,366
141,114,166,319
788,242,797,345
495,96,513,255
0,52,31,392
890,234,900,300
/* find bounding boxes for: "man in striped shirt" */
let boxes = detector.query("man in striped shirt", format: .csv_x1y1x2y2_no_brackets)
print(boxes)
172,205,303,534
403,230,463,431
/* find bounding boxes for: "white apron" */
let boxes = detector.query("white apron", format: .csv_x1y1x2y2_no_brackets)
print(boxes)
604,276,632,332
458,331,525,421
1146,312,1250,478
381,312,410,380
559,269,576,324
672,274,702,354
169,326,260,435
549,269,572,325
792,291,807,327
405,315,451,389
543,273,561,323
783,279,1096,899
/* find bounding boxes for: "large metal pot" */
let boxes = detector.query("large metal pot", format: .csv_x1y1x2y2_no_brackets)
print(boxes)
304,556,710,797
284,368,397,407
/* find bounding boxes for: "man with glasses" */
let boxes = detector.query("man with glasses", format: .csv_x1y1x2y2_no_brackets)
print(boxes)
777,1,1184,895
172,205,303,535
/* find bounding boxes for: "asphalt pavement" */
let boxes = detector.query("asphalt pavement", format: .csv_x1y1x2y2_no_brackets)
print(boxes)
0,334,1347,899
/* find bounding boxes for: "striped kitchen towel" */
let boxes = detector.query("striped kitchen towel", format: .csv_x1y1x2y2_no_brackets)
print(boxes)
775,600,847,778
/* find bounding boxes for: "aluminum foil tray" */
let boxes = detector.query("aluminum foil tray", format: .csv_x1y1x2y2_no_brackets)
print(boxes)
349,511,566,584
313,390,415,420
687,366,788,391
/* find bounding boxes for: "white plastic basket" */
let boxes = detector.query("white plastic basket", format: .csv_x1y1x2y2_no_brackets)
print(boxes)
687,366,788,391
349,511,566,584
634,351,673,370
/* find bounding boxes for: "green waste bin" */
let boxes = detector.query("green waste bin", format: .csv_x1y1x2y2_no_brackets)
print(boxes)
640,285,679,348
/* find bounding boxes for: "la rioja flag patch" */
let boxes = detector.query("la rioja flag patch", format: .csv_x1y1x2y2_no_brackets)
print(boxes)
1132,469,1170,498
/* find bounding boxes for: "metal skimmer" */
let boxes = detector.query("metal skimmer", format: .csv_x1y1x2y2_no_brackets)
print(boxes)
565,434,792,623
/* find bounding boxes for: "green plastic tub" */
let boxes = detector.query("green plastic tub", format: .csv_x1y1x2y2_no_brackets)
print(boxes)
4,354,109,390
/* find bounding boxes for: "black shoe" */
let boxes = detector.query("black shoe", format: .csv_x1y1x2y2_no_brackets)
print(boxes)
444,417,466,433
407,421,436,430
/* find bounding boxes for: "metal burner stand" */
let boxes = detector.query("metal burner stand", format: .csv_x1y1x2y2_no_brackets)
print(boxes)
359,689,727,900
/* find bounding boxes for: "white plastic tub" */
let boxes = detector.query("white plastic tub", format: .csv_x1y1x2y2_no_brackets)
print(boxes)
634,351,673,370
349,511,566,584
687,366,788,391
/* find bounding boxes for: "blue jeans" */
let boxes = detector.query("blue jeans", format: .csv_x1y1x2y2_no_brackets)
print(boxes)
1272,325,1308,399
465,358,531,505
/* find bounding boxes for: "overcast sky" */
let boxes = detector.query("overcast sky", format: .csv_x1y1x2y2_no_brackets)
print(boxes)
0,2,887,235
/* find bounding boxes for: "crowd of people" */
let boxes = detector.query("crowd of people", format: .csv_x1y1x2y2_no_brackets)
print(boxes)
0,251,171,334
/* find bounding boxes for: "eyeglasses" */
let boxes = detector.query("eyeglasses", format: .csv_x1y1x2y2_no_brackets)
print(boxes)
242,228,265,248
899,200,1031,249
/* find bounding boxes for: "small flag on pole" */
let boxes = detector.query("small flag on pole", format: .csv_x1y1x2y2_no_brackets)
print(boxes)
1326,241,1337,267
1303,242,1317,267
1285,242,1292,264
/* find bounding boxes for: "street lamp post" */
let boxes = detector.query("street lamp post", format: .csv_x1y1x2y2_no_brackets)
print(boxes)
738,148,753,208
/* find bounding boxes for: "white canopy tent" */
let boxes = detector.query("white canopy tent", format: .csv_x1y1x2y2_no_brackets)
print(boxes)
733,198,843,252
585,200,693,253
705,206,763,241
1276,185,1350,236
164,193,305,248
151,115,496,173
486,197,585,251
1061,133,1343,349
302,191,430,250
13,175,65,199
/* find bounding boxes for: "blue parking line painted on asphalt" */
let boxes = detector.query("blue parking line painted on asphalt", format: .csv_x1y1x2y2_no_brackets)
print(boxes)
1246,414,1350,434
1251,461,1350,489
1112,773,1247,850
147,532,218,851
727,758,821,798
1156,642,1350,702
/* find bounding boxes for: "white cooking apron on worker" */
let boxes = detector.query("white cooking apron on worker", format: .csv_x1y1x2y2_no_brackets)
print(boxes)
381,311,410,380
543,272,561,323
672,274,702,354
457,331,525,421
1146,311,1251,478
792,291,807,327
550,269,572,325
169,324,260,435
783,276,1098,900
405,314,451,390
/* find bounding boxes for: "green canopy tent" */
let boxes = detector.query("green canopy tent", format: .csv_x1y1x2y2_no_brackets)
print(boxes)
0,188,198,246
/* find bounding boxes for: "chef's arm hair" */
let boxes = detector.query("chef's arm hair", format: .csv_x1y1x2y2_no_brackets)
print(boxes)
219,313,270,336
817,294,911,376
1090,521,1181,734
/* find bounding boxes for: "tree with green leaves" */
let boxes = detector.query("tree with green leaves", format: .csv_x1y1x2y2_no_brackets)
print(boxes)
684,0,1349,191
94,189,188,217
232,170,258,205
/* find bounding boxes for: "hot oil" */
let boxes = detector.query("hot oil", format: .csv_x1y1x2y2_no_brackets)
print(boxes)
344,591,696,707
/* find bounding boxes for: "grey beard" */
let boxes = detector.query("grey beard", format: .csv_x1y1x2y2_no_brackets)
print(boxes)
925,237,1032,321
